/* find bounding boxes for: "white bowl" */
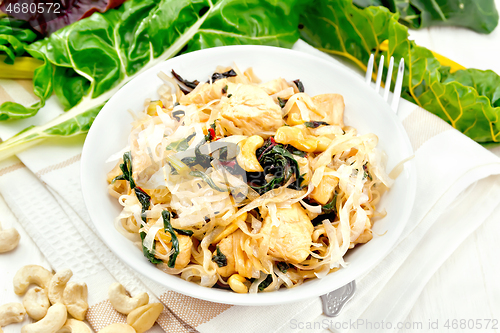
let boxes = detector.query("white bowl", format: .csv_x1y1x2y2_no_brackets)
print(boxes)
81,45,416,306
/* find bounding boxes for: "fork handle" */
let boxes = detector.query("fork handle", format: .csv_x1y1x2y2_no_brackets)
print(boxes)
320,280,356,317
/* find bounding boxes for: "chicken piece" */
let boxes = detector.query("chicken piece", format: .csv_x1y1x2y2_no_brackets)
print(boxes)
259,203,313,264
259,78,291,95
214,230,254,278
155,234,193,270
216,84,284,136
214,236,236,278
286,94,345,128
310,167,339,205
311,94,344,127
180,79,229,105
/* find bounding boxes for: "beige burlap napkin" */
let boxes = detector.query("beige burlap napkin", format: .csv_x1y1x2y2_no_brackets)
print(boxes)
1,41,500,333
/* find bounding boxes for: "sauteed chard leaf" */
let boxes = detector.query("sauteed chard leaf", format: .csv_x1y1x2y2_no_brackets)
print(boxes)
162,210,180,268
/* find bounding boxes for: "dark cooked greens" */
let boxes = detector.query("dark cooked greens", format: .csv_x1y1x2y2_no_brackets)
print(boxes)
247,138,304,195
277,97,287,108
134,187,151,223
304,121,329,128
293,79,304,92
173,228,194,236
182,143,212,168
277,261,290,274
211,245,228,267
210,69,237,82
162,210,180,268
140,231,163,264
310,194,337,226
112,151,135,189
171,69,200,94
166,133,196,152
189,170,228,192
258,274,273,291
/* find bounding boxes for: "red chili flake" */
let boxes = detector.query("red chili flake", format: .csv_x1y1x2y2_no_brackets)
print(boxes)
221,160,237,168
208,128,215,140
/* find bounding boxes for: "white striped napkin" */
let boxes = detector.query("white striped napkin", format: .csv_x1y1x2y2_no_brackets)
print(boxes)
0,40,499,333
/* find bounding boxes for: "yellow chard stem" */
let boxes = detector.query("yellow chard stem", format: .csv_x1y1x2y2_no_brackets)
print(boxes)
379,40,466,73
0,56,44,79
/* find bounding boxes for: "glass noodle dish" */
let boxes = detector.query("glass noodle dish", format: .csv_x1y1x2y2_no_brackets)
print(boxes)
106,65,395,294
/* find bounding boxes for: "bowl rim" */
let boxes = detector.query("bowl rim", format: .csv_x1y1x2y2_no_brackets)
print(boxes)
81,44,417,306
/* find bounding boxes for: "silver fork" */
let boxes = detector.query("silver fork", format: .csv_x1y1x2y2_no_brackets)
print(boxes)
365,54,405,112
320,54,405,317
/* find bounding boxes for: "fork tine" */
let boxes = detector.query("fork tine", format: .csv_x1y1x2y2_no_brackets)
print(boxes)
383,56,394,102
365,54,374,85
390,58,405,113
374,55,384,94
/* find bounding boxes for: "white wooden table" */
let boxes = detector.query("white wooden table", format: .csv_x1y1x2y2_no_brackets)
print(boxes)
400,11,500,332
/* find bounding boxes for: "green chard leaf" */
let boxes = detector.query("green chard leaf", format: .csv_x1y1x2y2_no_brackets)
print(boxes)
301,0,500,145
162,210,180,268
0,18,38,63
249,138,305,194
258,274,273,291
0,47,53,120
190,170,228,192
211,245,228,267
0,0,305,161
134,187,151,222
386,20,500,143
167,133,196,152
277,97,287,108
140,231,163,265
173,228,194,236
113,151,136,188
304,121,329,128
353,0,499,34
277,261,290,273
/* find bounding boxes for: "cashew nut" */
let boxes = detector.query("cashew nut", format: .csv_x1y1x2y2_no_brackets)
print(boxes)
56,319,92,333
127,303,164,333
275,126,318,152
23,287,50,321
98,323,135,333
13,265,53,295
0,221,20,253
236,135,264,172
0,302,26,326
49,269,73,305
228,274,249,294
63,282,88,321
108,283,149,315
21,303,67,333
